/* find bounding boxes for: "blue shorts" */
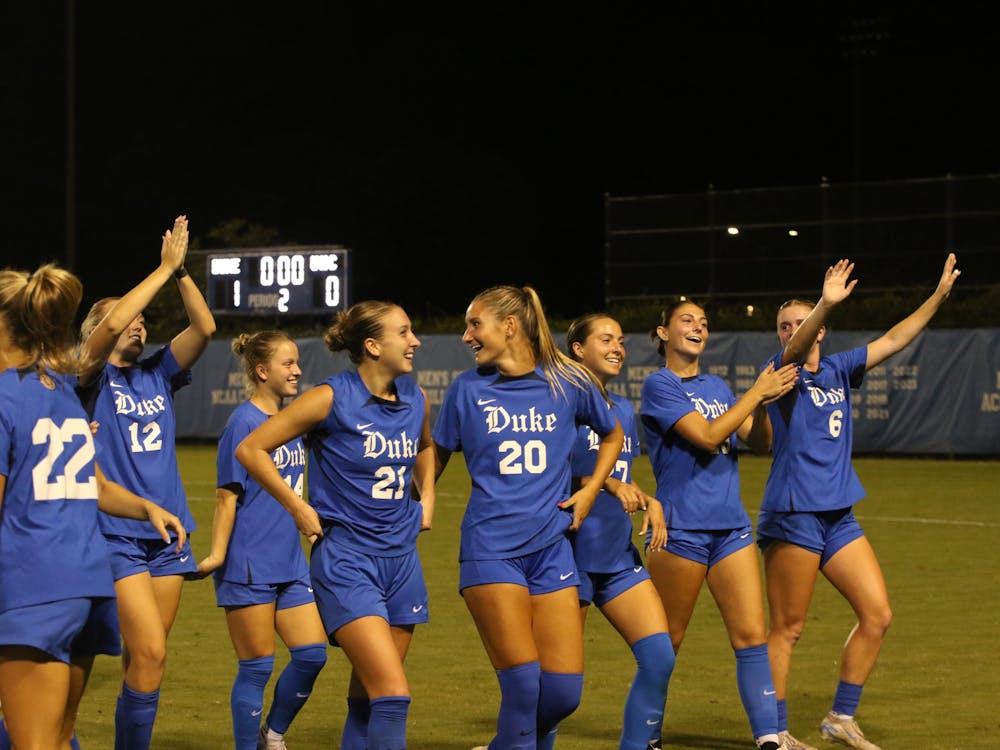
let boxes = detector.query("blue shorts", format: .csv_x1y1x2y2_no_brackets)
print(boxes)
756,507,864,568
459,537,578,595
664,524,755,567
214,572,316,610
578,545,649,607
105,534,197,581
0,597,120,664
310,539,428,643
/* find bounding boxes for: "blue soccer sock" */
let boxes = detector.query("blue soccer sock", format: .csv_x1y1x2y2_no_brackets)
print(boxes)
367,695,410,750
621,632,675,750
734,644,778,742
267,643,327,734
831,680,864,717
70,732,81,750
537,727,558,750
115,683,160,750
776,698,789,732
341,696,371,750
231,655,274,750
491,661,541,750
536,671,583,741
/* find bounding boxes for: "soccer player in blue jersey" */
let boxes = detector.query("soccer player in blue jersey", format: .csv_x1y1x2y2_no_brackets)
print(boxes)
0,264,185,750
432,286,624,750
236,301,435,750
76,216,216,750
758,256,961,750
565,313,674,750
640,299,798,750
195,331,327,750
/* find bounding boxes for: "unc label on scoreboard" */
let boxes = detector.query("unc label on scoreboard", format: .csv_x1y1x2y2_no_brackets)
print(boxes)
207,245,350,315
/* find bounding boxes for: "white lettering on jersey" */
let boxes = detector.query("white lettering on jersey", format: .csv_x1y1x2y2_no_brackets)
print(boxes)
114,390,168,417
691,396,729,420
362,429,418,460
586,427,631,455
272,443,306,470
806,385,846,407
482,405,557,434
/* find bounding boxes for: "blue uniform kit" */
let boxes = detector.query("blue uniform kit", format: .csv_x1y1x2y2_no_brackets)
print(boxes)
0,368,120,662
306,370,428,640
570,392,650,606
757,346,869,560
641,368,754,562
214,401,311,609
76,346,196,578
433,366,617,591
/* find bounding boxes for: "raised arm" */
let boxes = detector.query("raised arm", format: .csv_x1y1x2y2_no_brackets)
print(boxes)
169,222,217,369
865,253,961,371
235,385,331,539
79,215,189,384
672,363,797,453
781,259,858,366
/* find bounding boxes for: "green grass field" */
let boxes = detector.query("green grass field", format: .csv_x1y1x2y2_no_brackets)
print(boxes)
66,448,999,749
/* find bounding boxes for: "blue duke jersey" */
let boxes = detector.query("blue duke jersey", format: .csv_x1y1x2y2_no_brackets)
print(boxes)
0,369,115,611
641,369,750,530
570,392,641,573
216,401,308,584
433,366,617,561
306,370,424,555
77,346,195,538
762,347,867,512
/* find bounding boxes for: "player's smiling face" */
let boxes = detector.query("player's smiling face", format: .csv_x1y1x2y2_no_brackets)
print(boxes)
114,314,147,362
373,306,420,375
574,317,625,384
462,300,508,366
661,303,708,358
259,339,301,399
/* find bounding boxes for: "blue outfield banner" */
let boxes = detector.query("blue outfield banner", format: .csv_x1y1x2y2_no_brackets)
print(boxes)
172,329,1000,455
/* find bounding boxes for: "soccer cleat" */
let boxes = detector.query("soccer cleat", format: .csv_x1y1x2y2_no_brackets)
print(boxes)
818,711,881,750
257,725,288,750
647,741,663,750
779,729,818,750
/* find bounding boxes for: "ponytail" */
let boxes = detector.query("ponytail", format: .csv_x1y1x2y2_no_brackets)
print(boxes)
472,285,609,403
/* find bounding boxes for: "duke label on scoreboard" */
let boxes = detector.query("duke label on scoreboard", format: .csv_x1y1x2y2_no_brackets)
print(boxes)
207,245,350,315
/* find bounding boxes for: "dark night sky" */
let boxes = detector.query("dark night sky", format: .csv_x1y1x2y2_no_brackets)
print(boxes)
5,3,999,317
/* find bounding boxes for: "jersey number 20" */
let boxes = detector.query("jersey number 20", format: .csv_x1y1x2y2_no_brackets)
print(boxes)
498,439,548,475
31,417,98,501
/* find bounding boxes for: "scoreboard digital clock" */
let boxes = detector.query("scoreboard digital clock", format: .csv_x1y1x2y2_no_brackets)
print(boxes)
206,246,349,315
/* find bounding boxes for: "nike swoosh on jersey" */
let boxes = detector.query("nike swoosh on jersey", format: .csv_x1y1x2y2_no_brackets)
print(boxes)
110,380,126,388
412,605,424,613
559,572,574,580
477,398,497,405
356,422,374,430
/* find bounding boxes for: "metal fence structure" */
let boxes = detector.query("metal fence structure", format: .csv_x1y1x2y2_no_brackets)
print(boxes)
604,174,1000,307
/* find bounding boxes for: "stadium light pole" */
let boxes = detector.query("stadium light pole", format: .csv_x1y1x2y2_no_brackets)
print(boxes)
65,0,77,270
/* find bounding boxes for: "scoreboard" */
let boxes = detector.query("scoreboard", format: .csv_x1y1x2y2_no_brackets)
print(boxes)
206,246,349,315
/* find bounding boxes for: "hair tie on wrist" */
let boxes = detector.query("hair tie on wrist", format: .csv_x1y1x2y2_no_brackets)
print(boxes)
174,267,189,280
